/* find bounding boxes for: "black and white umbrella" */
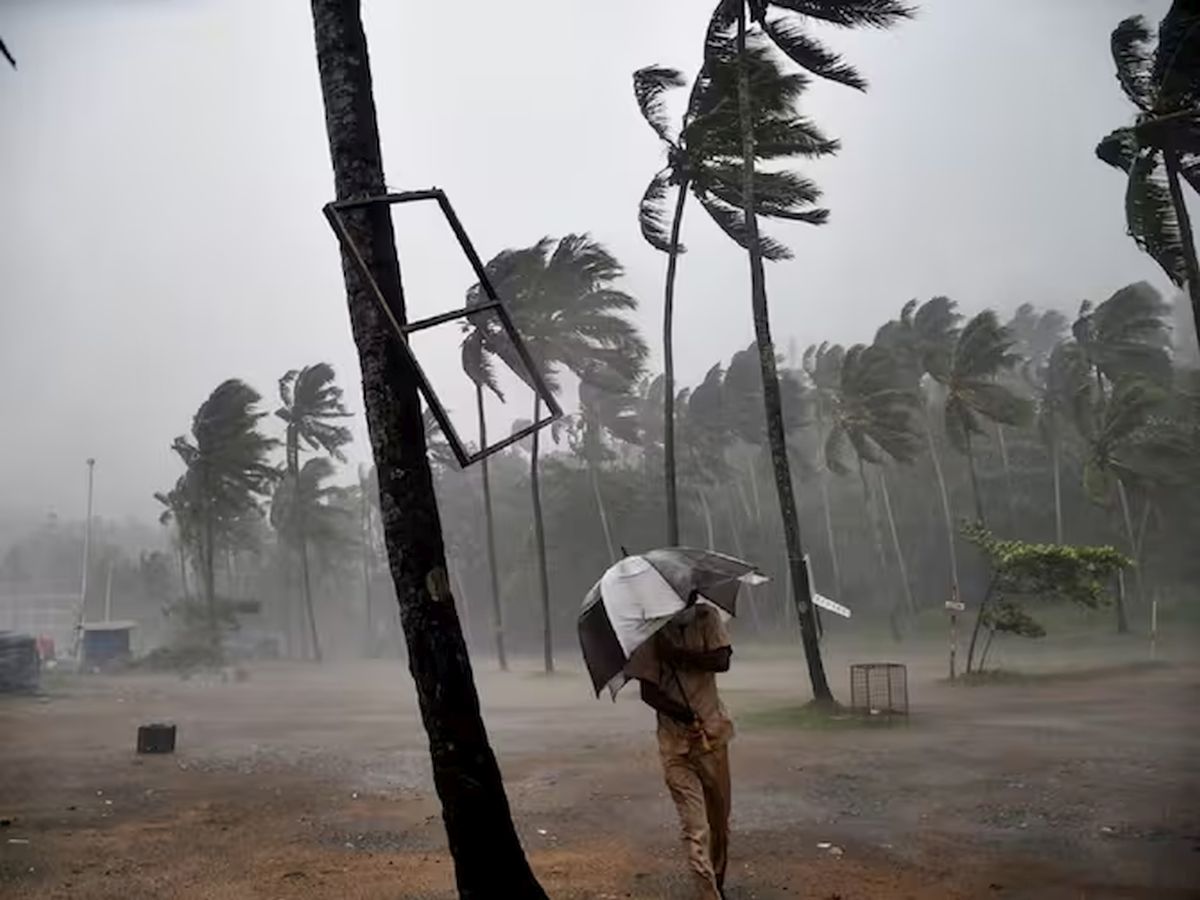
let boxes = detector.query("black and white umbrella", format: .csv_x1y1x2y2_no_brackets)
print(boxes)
578,548,767,697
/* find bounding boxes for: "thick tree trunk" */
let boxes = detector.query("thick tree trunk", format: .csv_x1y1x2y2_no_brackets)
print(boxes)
1165,148,1200,346
734,8,832,704
530,394,553,673
879,468,916,617
663,180,689,546
924,409,960,596
476,385,508,671
309,3,545,894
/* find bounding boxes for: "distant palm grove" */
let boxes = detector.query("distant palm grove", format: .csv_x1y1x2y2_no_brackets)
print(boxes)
3,2,1196,689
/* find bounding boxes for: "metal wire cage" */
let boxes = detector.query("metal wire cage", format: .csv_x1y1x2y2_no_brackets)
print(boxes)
849,663,909,716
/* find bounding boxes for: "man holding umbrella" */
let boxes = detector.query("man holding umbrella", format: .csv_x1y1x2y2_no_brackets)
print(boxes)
579,548,760,900
628,597,734,900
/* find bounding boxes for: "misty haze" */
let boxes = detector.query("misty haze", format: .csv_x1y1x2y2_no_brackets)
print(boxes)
1,1,1198,898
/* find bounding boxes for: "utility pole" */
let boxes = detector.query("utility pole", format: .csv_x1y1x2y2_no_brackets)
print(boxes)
309,2,546,895
72,458,96,659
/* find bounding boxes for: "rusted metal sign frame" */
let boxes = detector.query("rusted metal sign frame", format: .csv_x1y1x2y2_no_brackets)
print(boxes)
322,188,562,468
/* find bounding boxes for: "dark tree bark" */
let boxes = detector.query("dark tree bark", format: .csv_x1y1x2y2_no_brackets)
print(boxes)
475,385,508,671
309,3,546,894
531,394,553,672
663,180,689,546
1165,147,1200,346
734,7,832,704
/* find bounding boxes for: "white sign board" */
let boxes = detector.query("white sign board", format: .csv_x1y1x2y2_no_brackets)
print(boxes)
813,593,852,619
944,600,966,612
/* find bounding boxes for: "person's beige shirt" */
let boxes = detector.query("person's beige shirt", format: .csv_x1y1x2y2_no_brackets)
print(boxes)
626,603,734,756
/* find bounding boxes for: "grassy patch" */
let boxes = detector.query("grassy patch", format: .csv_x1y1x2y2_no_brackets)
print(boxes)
740,701,911,731
951,659,1171,687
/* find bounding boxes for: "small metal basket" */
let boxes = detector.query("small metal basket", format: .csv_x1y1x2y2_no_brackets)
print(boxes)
849,663,908,717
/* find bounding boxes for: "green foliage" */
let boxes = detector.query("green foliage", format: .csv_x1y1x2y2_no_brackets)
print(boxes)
943,311,1034,454
1096,9,1200,290
963,523,1131,634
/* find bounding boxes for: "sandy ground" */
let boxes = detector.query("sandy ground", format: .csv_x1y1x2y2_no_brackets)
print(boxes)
1,643,1198,899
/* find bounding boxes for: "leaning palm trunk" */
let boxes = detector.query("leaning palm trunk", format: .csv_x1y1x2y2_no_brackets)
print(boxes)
1165,147,1200,344
879,467,916,617
662,181,690,546
734,7,832,703
857,458,892,588
924,410,960,597
996,424,1016,534
203,501,218,651
475,386,508,670
814,417,842,599
964,432,987,526
531,395,553,673
1050,432,1064,544
309,3,546,893
588,457,617,564
298,530,322,661
289,437,323,662
1114,478,1139,633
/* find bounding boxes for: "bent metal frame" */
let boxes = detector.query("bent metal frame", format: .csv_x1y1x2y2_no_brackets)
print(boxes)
323,188,562,469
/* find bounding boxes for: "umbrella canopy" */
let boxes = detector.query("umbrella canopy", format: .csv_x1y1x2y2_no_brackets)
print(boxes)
578,548,766,697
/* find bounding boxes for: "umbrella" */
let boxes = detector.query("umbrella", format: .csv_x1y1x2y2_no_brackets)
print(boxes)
578,548,767,698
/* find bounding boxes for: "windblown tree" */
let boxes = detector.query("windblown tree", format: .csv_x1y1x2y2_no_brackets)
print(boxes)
875,296,963,596
164,379,276,650
574,373,642,563
276,363,353,662
464,235,647,673
154,479,198,605
634,40,836,544
819,343,923,626
939,311,1033,526
310,2,546,892
1096,4,1200,344
1029,340,1091,544
270,457,356,654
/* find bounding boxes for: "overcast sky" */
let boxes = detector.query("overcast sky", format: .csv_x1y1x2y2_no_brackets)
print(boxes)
0,0,1175,524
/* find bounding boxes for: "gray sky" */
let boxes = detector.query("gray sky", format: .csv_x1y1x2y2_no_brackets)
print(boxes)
0,0,1174,524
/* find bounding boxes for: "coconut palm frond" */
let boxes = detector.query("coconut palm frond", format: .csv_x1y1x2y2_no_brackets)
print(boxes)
1126,149,1189,287
769,0,913,29
1111,15,1156,111
633,65,687,145
953,311,1021,380
695,190,793,260
760,13,867,90
639,170,681,253
0,37,15,70
1153,0,1200,109
1096,126,1140,174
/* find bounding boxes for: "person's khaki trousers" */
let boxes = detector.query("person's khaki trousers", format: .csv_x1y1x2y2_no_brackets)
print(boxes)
662,742,730,900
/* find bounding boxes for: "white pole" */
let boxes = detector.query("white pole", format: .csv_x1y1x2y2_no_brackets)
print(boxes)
72,459,96,659
1150,594,1159,661
104,562,114,622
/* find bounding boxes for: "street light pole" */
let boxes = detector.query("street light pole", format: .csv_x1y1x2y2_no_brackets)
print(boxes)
72,458,96,659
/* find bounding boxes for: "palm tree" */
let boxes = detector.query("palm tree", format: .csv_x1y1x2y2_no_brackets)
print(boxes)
576,373,642,563
167,379,276,650
819,344,923,623
634,42,837,544
1028,341,1091,544
309,2,545,891
876,297,963,597
802,342,846,605
276,363,352,662
1073,282,1173,391
941,311,1033,526
1096,6,1200,344
465,236,647,673
271,457,356,652
154,479,197,605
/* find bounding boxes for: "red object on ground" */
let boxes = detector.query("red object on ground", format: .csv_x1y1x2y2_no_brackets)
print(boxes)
36,637,55,662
